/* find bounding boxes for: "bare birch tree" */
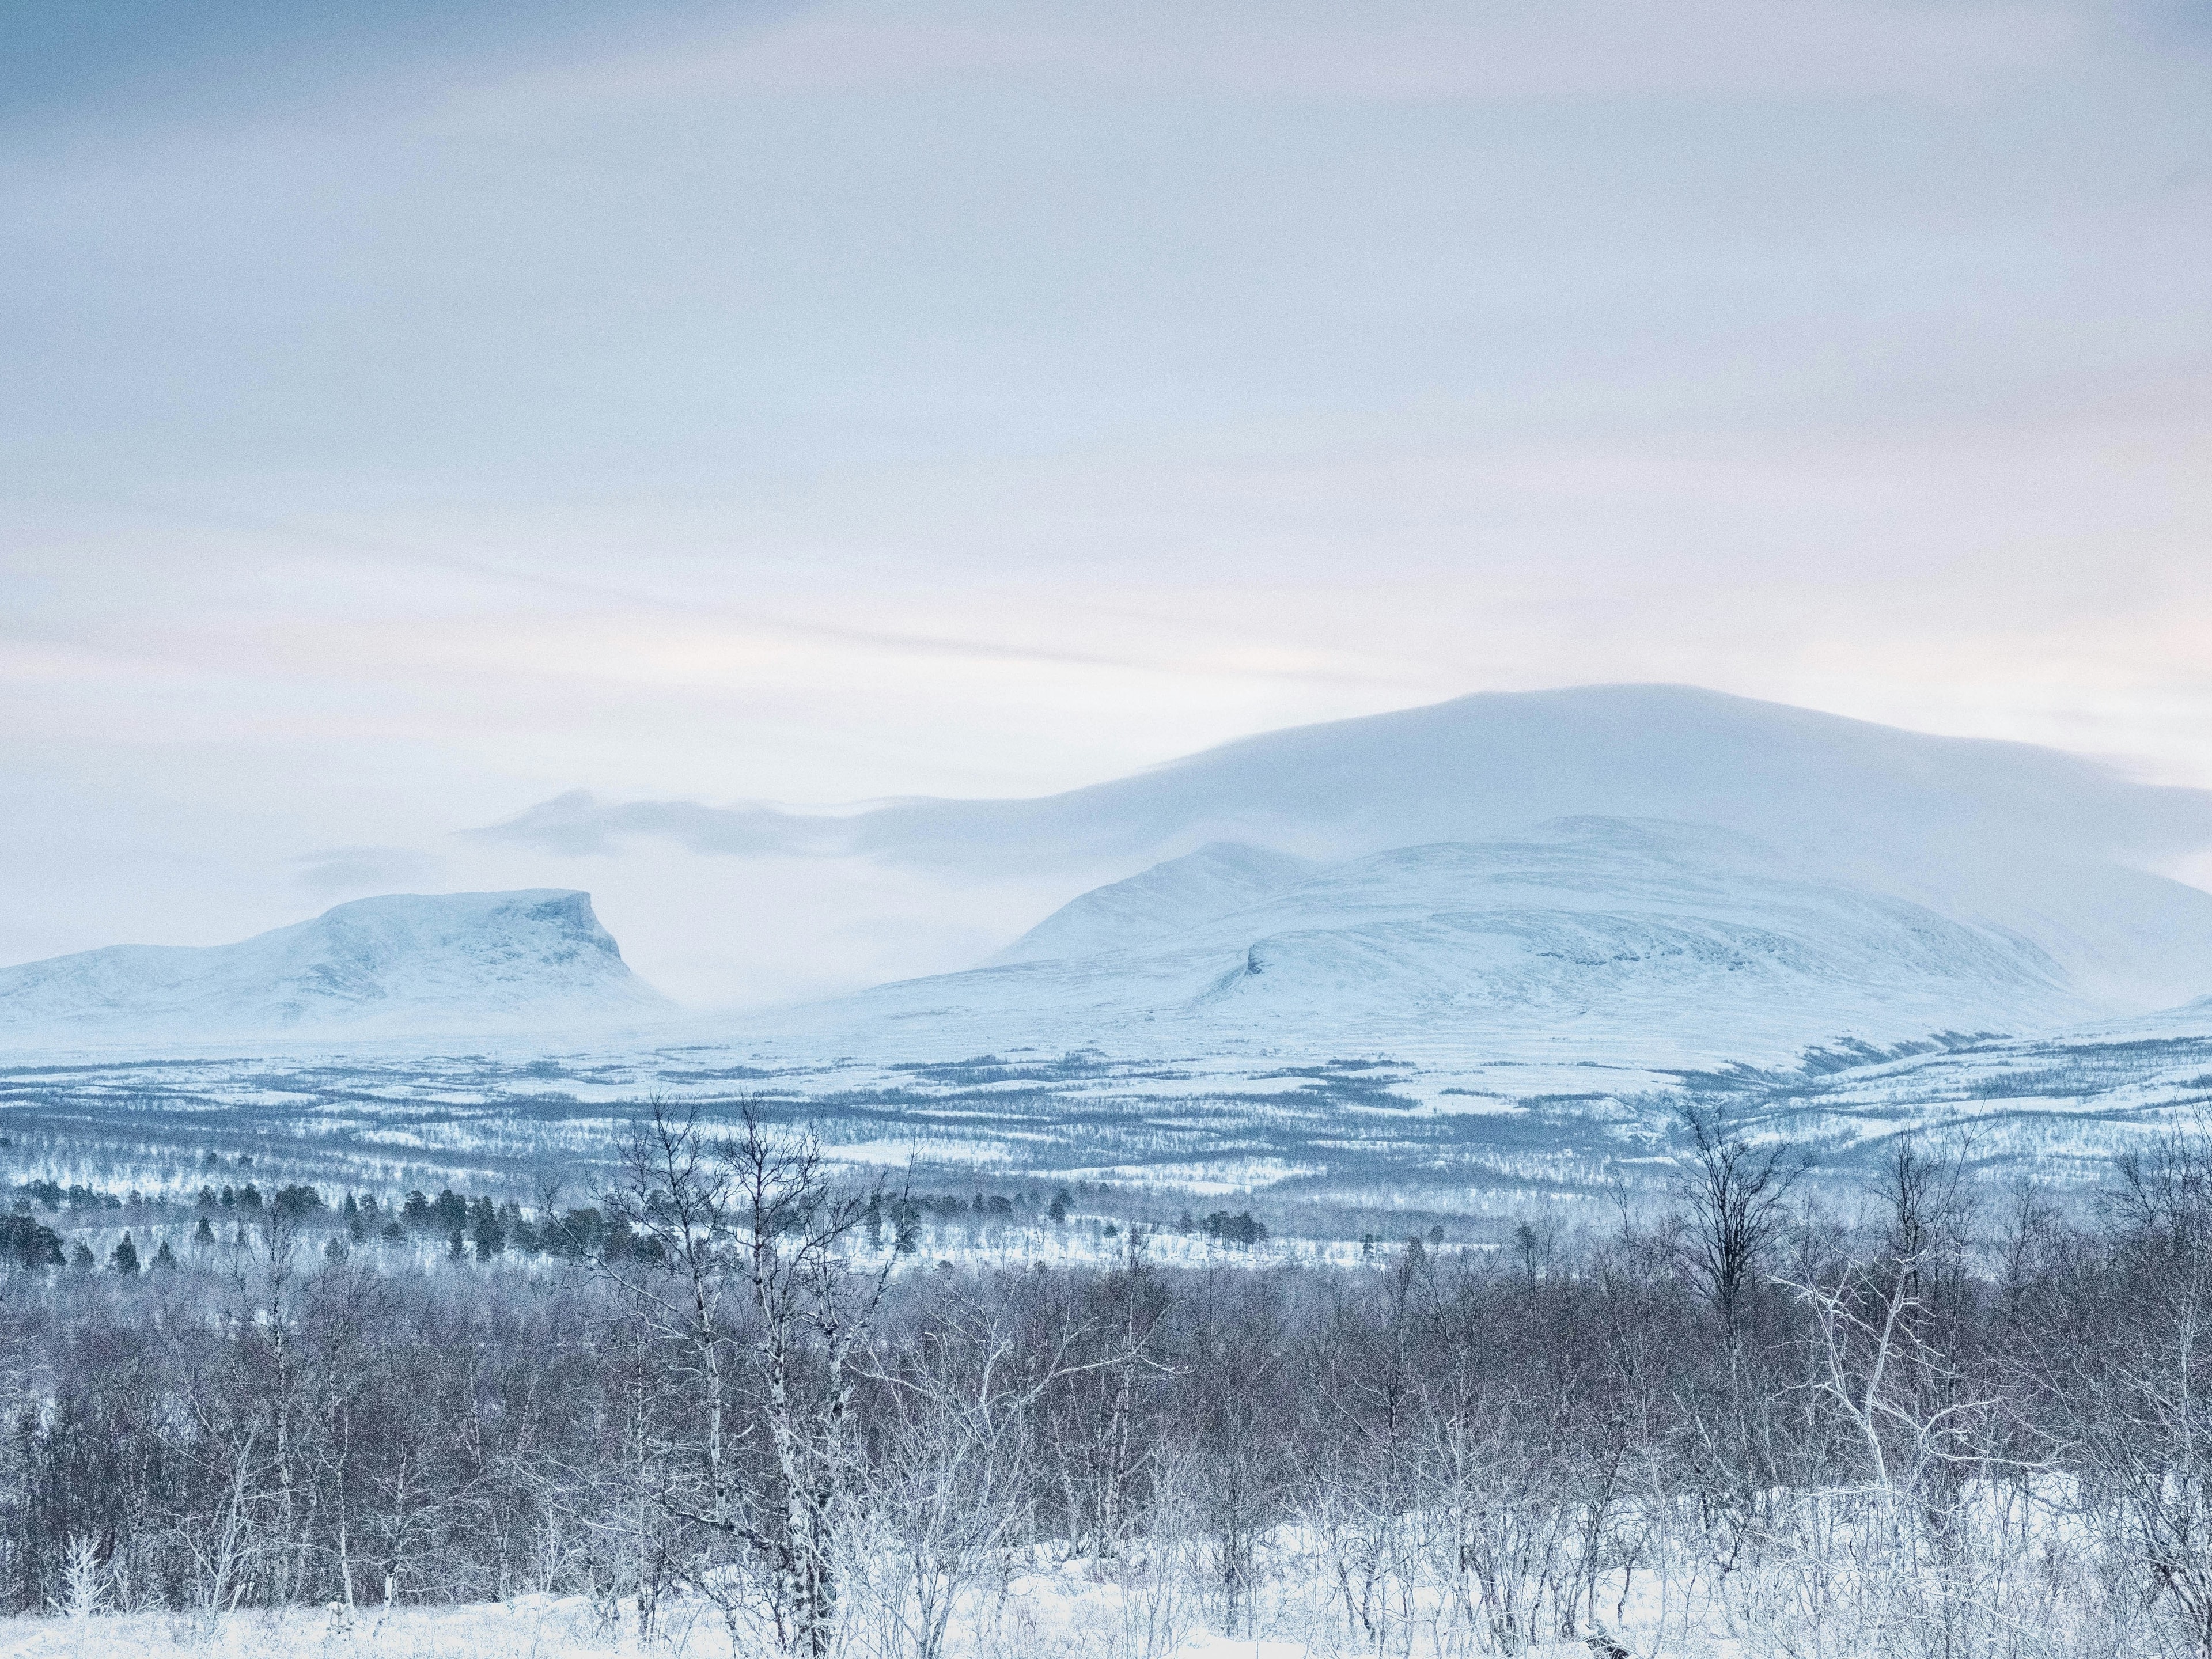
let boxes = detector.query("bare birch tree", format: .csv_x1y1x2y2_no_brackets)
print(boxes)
600,1096,891,1657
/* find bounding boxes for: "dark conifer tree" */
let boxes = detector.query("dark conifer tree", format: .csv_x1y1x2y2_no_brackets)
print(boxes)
0,1214,63,1268
432,1188,467,1235
468,1195,504,1260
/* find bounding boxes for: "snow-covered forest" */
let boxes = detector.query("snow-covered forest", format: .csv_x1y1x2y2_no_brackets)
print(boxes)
9,1101,2212,1658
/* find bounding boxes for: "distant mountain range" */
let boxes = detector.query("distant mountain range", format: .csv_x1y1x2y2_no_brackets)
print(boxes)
488,685,2212,1016
8,686,2212,1062
0,890,671,1045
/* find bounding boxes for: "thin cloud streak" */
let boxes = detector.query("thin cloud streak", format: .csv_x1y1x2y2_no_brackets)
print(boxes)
12,491,1417,691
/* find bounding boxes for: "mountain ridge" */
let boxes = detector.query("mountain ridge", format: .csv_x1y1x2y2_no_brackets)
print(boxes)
762,817,2109,1069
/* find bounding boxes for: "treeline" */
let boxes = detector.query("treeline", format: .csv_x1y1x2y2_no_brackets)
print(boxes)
10,1102,2212,1657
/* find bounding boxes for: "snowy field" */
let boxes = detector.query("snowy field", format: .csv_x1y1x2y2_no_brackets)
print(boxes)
0,1605,1444,1659
0,1565,1760,1659
0,1608,1604,1659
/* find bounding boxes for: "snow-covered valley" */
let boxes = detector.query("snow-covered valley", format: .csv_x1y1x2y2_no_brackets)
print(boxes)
9,997,2211,1243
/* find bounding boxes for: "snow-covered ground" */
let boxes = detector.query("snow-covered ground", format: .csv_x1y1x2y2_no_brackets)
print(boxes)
6,991,2209,1229
0,1506,2094,1659
0,1599,632,1659
0,1600,1604,1659
0,1533,1753,1659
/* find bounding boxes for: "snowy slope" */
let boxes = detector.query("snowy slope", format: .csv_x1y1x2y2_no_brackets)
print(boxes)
990,842,1317,964
768,819,2096,1068
0,890,672,1043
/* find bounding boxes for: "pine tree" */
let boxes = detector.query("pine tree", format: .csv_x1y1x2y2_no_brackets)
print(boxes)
468,1195,505,1260
499,1199,537,1253
0,1214,63,1269
151,1239,177,1271
194,1215,217,1248
109,1234,141,1275
432,1189,468,1235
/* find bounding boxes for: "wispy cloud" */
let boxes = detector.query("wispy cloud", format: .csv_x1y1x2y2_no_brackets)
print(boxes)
291,846,445,895
468,792,845,858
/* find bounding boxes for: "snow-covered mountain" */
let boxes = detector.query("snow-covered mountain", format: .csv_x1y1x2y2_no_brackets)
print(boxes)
19,688,2212,1070
488,685,2212,1013
766,817,2119,1068
468,685,2212,1070
0,890,672,1044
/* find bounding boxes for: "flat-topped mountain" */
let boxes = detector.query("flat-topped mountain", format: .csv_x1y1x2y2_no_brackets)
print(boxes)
0,890,672,1044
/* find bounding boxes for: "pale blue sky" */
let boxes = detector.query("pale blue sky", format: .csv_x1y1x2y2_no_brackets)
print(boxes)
5,0,2210,1002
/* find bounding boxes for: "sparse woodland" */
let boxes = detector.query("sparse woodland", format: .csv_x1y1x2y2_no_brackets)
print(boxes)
10,1101,2212,1657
